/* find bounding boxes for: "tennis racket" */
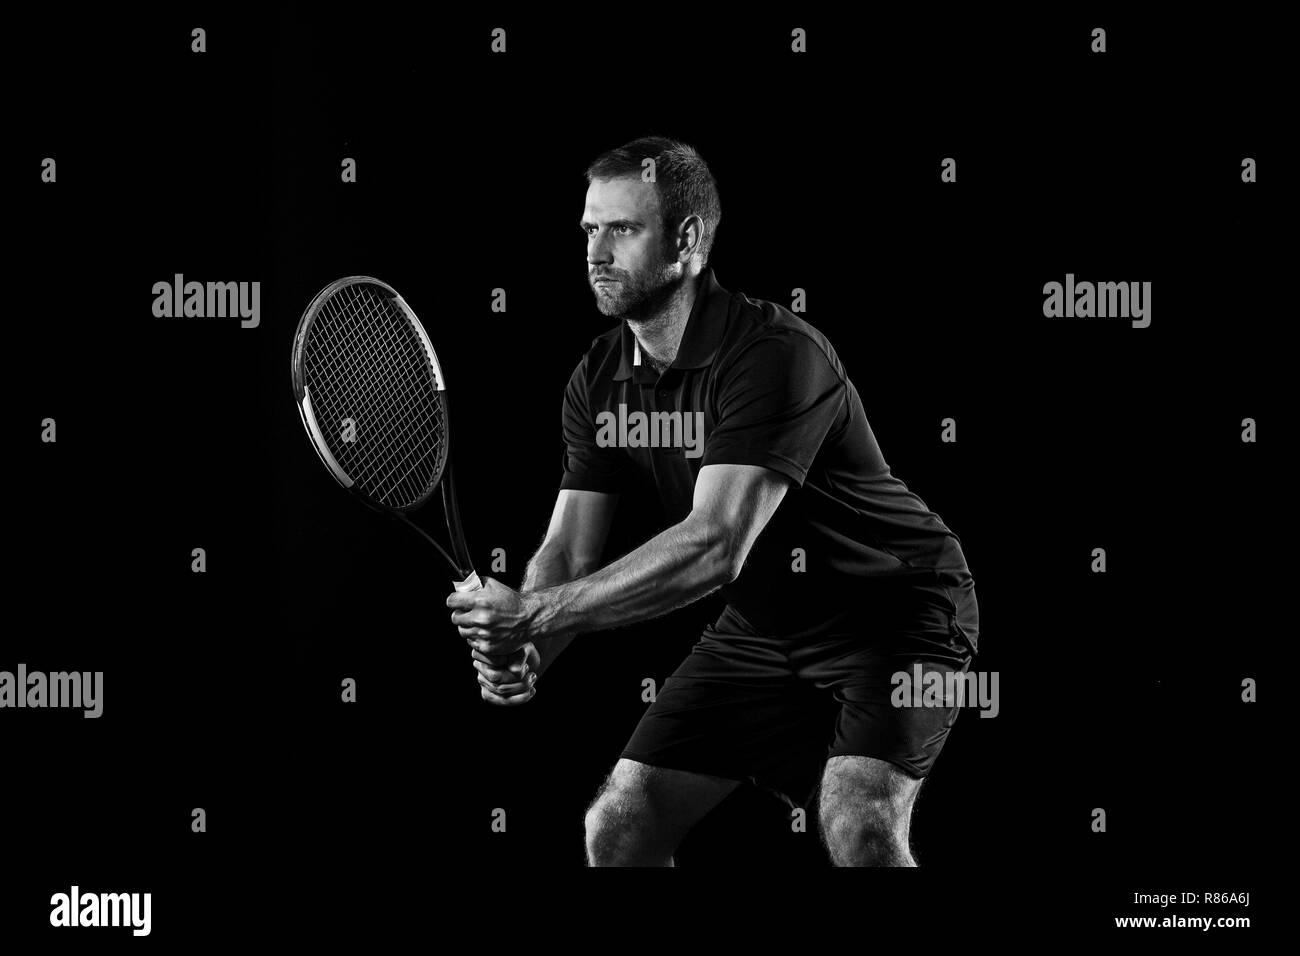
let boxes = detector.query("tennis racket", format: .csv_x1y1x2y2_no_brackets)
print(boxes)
290,275,481,593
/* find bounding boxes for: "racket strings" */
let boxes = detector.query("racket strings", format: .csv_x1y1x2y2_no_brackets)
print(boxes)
345,289,447,497
339,291,447,502
315,290,440,475
310,308,443,505
312,288,444,501
309,294,426,461
303,283,448,509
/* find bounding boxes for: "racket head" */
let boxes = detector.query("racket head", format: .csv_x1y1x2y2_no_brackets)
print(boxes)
291,276,451,515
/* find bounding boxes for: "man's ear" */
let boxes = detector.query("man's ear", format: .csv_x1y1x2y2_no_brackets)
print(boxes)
675,215,705,263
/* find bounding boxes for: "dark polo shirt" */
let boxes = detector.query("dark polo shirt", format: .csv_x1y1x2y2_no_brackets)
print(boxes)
560,268,973,635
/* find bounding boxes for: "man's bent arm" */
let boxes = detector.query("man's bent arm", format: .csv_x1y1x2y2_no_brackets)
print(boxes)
531,464,788,639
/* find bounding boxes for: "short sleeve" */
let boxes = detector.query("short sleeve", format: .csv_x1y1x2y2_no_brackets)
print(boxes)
701,333,846,487
559,355,629,493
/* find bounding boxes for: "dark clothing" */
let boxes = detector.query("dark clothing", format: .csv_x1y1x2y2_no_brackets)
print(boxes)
561,268,980,791
560,268,976,642
622,584,978,802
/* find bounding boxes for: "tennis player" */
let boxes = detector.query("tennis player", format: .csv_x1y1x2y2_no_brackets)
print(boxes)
447,136,979,867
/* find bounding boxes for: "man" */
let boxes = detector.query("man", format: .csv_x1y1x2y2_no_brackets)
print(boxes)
447,136,979,867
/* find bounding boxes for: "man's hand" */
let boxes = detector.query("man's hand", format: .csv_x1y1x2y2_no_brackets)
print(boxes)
447,576,544,656
472,644,540,706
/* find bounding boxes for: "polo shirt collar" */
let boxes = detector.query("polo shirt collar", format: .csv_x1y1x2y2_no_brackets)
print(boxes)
613,268,729,381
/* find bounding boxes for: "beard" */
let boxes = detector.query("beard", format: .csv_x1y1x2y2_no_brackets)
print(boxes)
589,252,683,322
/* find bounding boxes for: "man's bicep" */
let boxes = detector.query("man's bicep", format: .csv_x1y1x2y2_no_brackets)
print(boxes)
691,464,789,561
700,333,846,488
542,488,620,569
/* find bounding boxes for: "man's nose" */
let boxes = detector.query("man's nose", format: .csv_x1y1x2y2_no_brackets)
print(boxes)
587,233,614,266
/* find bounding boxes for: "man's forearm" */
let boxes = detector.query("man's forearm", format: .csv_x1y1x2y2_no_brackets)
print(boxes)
531,513,736,639
519,540,594,676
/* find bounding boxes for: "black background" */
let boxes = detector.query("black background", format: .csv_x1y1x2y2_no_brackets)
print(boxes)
7,5,1277,942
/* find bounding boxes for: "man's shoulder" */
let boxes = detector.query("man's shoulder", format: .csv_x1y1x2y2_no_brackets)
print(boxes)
719,287,843,378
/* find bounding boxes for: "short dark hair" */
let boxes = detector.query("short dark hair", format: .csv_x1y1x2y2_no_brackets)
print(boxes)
585,135,721,265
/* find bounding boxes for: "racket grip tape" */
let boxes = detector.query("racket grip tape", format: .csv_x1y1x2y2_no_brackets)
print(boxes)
453,570,483,592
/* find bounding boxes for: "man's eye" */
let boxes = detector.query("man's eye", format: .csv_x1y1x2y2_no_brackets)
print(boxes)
615,226,632,236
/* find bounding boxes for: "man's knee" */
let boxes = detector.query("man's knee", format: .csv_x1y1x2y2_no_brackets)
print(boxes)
584,758,739,865
820,797,911,864
584,787,648,857
584,763,663,865
818,756,922,866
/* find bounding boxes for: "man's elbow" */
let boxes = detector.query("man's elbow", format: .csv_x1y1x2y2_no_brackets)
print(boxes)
695,516,745,584
718,556,744,585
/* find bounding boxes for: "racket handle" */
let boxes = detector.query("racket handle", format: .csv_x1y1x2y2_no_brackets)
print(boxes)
453,570,483,592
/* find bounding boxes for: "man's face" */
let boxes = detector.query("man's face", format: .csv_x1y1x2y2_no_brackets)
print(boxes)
582,176,682,320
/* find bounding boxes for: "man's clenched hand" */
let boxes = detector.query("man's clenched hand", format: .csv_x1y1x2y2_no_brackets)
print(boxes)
472,644,540,706
447,576,547,656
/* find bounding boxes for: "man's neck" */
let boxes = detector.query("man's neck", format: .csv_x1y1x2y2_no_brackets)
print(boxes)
627,272,702,372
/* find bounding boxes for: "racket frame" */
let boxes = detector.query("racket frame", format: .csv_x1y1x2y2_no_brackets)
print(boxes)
291,275,480,589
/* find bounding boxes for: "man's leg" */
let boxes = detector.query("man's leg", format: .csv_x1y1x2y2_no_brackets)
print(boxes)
799,586,978,867
817,755,924,867
585,758,739,866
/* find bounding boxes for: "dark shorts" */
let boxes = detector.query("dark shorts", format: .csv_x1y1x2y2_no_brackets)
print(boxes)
620,583,979,810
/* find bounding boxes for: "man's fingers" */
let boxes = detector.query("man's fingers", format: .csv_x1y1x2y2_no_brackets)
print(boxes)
466,637,522,656
479,678,536,706
473,659,525,683
452,606,499,629
479,680,515,704
472,653,528,679
472,648,524,668
476,668,536,694
478,674,530,696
